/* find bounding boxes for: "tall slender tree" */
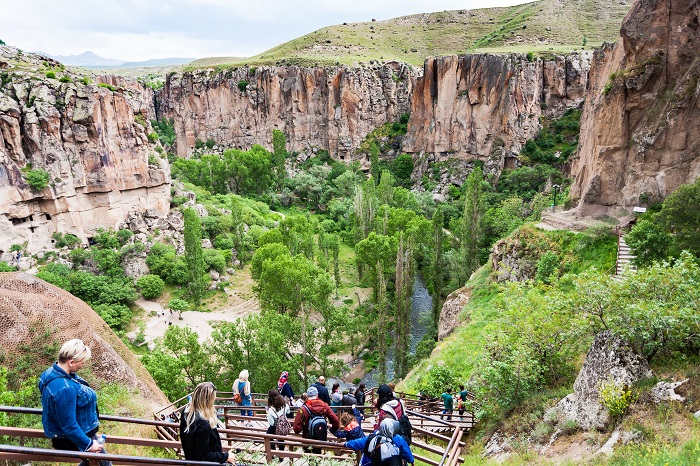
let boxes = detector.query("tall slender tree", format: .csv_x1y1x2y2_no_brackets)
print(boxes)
431,206,445,328
271,129,287,189
460,166,484,286
394,233,413,378
183,208,206,308
376,260,388,384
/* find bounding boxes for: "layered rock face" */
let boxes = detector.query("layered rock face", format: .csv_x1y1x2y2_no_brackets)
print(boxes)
570,0,700,215
403,53,591,166
157,63,418,160
0,46,170,253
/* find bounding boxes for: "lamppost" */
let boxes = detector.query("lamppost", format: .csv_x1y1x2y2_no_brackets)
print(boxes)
552,184,560,210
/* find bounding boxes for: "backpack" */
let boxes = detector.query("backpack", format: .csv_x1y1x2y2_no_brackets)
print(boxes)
363,434,402,466
275,409,291,436
303,405,327,441
382,402,412,445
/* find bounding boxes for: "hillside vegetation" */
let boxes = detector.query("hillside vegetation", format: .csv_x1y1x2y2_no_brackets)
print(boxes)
188,0,632,68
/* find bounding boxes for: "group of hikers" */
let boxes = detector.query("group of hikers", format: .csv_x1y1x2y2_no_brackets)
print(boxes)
38,339,417,465
438,385,473,421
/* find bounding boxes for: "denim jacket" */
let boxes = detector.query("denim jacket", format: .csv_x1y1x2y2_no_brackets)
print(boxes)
38,363,100,451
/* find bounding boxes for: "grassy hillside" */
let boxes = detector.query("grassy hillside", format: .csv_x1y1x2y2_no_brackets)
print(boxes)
187,0,632,69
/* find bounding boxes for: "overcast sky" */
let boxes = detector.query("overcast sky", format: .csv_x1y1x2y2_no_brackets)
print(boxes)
1,0,531,62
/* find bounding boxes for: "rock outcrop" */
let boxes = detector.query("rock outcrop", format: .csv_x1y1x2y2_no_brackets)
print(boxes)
550,331,652,430
403,52,591,170
0,45,170,254
157,62,418,160
570,0,700,215
438,286,471,340
0,272,168,405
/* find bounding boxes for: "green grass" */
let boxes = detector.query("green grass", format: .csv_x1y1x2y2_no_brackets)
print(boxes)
184,0,630,69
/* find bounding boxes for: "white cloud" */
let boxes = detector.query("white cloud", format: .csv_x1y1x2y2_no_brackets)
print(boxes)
0,0,529,61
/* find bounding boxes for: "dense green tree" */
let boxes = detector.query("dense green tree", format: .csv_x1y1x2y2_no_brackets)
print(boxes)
271,129,288,189
431,206,446,328
183,208,206,308
394,233,413,379
460,167,484,286
250,243,291,280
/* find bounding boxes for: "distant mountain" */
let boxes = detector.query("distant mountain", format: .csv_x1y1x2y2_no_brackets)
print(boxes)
37,51,194,68
40,51,124,67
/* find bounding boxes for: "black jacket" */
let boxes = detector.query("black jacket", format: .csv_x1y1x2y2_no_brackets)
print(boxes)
179,414,227,463
312,382,330,405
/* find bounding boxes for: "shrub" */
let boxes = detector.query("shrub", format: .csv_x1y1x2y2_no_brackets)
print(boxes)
598,378,636,419
45,71,56,79
92,303,133,331
150,118,176,147
203,249,227,273
526,51,535,62
195,138,204,149
52,232,80,249
147,132,159,143
136,274,165,299
171,195,188,207
98,83,116,91
238,80,249,92
205,139,216,149
59,76,71,83
81,77,91,85
558,418,580,434
24,169,50,190
0,263,17,272
418,365,458,398
148,154,160,166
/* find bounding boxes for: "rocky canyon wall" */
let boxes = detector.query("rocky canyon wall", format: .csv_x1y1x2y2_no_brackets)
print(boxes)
157,62,418,160
570,0,700,215
0,46,170,254
403,52,591,163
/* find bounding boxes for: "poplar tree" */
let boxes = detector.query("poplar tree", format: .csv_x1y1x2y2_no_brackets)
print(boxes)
394,233,413,379
460,166,483,286
376,259,388,384
183,208,206,308
431,206,445,328
271,129,287,189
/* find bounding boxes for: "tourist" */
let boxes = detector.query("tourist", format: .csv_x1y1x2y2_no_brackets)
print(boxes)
293,385,339,454
373,384,405,431
345,419,414,466
331,404,365,440
311,375,331,405
38,339,112,466
180,382,236,463
440,388,453,421
330,382,342,413
266,390,290,452
354,383,367,414
232,369,253,418
277,370,295,406
457,384,469,418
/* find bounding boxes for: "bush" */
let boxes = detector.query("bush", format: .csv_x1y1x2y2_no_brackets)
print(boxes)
52,232,80,249
98,83,116,91
203,249,226,273
24,169,50,190
59,76,71,83
205,139,216,149
418,365,458,398
238,80,249,92
136,274,165,299
0,263,17,272
598,378,636,419
45,71,56,79
195,138,204,149
92,303,133,331
147,132,159,143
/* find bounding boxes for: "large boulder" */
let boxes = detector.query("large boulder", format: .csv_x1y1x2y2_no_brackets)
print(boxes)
549,330,652,430
438,286,471,340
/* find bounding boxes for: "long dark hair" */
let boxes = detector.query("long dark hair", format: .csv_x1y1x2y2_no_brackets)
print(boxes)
354,383,366,399
375,384,395,409
331,382,340,393
267,389,285,410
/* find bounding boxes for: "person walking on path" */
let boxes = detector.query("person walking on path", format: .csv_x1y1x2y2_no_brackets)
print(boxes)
373,384,406,431
331,405,365,440
180,382,236,463
266,390,290,452
232,369,253,418
457,385,469,419
293,385,339,454
345,419,414,466
277,371,295,406
311,375,331,405
354,383,367,414
38,338,112,466
440,388,453,421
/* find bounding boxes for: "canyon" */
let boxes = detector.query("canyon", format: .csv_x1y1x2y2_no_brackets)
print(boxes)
1,0,698,252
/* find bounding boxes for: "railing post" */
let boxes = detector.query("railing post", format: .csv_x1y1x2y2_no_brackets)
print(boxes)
264,436,273,463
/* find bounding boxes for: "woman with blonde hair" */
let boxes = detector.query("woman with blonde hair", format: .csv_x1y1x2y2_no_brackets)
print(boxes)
232,369,252,417
39,339,111,465
180,382,236,463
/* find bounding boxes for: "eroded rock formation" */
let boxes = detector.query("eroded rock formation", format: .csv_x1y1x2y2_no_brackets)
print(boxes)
157,62,418,160
549,330,652,430
0,45,170,254
403,52,590,167
570,0,700,215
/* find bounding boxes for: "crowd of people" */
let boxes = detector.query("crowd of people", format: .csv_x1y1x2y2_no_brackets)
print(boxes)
38,338,425,465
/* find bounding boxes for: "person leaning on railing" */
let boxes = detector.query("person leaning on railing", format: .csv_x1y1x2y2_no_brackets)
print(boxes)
38,338,112,466
180,382,236,463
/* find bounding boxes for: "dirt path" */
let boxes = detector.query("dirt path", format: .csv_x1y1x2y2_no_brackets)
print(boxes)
136,265,260,344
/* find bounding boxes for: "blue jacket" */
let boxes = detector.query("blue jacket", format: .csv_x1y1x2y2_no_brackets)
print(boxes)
38,363,99,451
346,434,414,465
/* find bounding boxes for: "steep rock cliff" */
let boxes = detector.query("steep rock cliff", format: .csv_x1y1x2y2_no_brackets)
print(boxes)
157,62,418,160
0,46,170,253
402,52,591,167
570,0,700,215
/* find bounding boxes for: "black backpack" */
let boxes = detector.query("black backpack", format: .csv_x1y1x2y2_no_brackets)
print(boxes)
303,405,327,441
363,434,402,466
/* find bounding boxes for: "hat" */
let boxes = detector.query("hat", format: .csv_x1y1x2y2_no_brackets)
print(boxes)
332,392,342,403
377,384,393,398
307,386,319,397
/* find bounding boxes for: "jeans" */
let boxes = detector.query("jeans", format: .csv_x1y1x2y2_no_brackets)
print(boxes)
52,432,112,466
